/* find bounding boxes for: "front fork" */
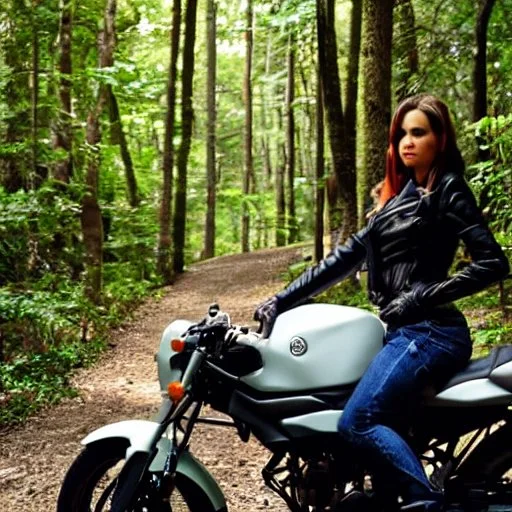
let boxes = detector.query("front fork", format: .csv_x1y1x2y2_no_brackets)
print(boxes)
159,400,203,500
158,347,206,485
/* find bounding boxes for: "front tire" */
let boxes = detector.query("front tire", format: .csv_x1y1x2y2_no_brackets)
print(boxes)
57,439,222,511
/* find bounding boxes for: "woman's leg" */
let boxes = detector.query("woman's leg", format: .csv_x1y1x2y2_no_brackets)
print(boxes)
337,321,471,507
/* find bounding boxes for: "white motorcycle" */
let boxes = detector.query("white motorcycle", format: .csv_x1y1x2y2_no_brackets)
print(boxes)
57,303,512,511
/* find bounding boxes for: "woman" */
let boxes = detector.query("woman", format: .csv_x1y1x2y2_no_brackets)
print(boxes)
254,94,510,511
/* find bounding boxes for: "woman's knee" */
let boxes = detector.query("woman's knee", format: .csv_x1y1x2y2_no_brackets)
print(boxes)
338,408,362,439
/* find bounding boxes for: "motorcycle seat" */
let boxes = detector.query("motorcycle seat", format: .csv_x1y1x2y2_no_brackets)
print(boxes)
441,344,512,391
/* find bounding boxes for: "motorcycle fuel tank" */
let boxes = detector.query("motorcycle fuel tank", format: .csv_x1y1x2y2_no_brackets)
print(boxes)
240,304,385,392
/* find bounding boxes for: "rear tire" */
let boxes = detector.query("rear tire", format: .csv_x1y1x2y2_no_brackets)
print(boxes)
57,439,222,511
448,423,512,511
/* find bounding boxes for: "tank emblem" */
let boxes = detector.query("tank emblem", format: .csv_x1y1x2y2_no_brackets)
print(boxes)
290,336,308,356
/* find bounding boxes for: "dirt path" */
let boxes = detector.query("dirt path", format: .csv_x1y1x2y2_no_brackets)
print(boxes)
0,245,307,512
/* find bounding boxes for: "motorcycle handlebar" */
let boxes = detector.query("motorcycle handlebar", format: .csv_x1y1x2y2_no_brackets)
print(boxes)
182,304,269,355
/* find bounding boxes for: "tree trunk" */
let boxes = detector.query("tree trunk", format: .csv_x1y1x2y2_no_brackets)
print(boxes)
203,0,216,260
361,0,393,208
261,133,272,184
52,0,73,184
30,2,40,189
262,34,273,187
157,0,181,284
109,88,139,206
80,0,116,304
317,0,358,245
286,33,297,244
241,0,253,253
315,70,325,263
1,1,30,192
297,63,318,182
276,108,287,247
81,111,104,305
298,62,315,181
394,0,419,102
474,0,496,123
0,329,4,364
345,0,362,228
173,0,198,274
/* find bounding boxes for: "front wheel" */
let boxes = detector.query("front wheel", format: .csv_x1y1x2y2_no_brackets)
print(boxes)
57,439,222,511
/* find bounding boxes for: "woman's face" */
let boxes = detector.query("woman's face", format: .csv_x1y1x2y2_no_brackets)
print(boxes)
398,109,439,184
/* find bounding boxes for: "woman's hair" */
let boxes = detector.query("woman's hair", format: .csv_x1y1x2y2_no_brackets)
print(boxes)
378,94,465,207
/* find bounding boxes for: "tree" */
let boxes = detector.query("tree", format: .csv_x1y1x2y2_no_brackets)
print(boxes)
344,0,362,228
286,32,297,244
81,0,117,304
314,70,325,262
108,89,139,207
52,0,73,184
203,0,217,260
241,0,253,253
361,0,393,208
29,0,40,187
317,0,359,245
157,0,181,284
173,0,198,274
473,0,496,122
276,106,287,247
1,0,31,192
394,0,419,102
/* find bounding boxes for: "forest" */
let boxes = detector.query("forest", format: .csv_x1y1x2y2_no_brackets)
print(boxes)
0,0,511,425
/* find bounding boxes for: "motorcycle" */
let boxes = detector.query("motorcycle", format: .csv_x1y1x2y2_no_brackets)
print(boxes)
57,302,512,511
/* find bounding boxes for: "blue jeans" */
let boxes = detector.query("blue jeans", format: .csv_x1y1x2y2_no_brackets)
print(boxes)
337,320,472,506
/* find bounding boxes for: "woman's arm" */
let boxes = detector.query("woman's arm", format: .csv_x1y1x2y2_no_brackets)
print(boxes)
254,229,368,337
414,174,509,306
274,228,369,311
379,175,509,325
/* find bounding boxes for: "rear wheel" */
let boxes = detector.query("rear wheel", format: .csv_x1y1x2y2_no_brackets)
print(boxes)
447,424,512,511
57,439,222,511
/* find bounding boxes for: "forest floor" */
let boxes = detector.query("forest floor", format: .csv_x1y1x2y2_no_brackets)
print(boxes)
0,244,307,512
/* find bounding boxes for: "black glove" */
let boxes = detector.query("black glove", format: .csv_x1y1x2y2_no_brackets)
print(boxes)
224,325,247,347
379,289,422,326
254,296,280,338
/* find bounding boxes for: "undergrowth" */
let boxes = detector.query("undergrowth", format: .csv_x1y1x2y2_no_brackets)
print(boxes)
0,270,160,427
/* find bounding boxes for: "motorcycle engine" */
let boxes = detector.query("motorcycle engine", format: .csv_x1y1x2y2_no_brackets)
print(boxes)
299,458,337,508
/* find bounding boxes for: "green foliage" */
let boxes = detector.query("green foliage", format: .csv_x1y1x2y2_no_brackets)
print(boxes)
466,115,512,282
468,115,512,233
0,282,92,353
316,278,374,312
283,258,374,311
465,300,512,358
0,267,158,425
0,341,104,425
472,321,512,349
2,0,512,428
457,285,502,311
0,184,161,425
0,183,83,284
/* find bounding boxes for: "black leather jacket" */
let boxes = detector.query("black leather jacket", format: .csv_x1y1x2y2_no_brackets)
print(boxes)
275,172,510,326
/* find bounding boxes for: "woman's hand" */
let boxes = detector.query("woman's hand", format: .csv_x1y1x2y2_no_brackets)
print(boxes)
254,296,280,338
379,290,422,325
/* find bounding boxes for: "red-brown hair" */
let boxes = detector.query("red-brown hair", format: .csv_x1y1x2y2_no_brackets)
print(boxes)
378,94,464,207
